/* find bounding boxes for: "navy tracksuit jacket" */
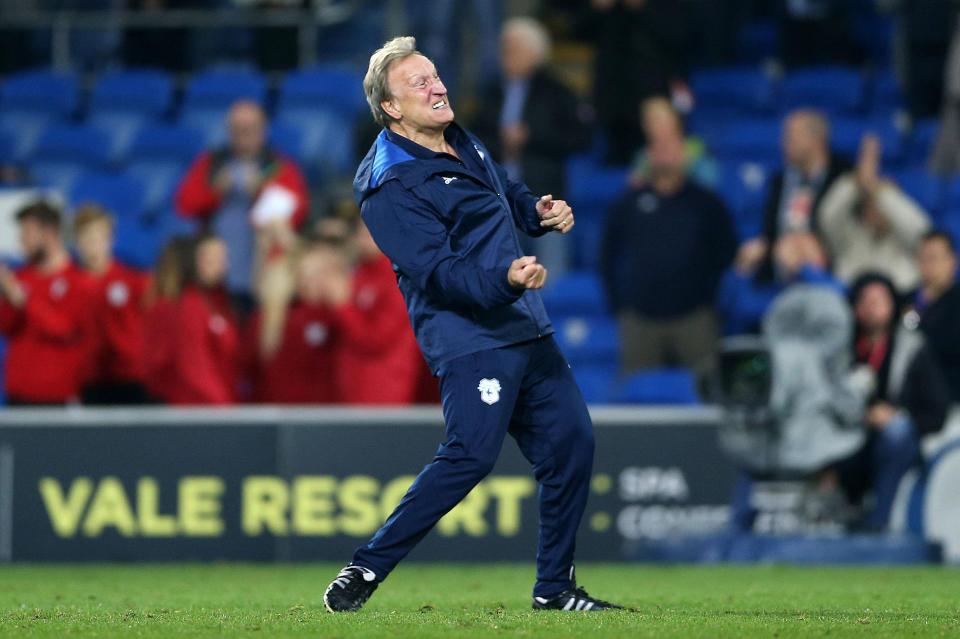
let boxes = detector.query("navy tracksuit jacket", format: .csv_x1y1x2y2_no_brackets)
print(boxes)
351,124,595,597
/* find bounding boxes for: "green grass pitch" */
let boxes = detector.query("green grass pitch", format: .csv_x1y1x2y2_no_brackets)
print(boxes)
0,563,958,638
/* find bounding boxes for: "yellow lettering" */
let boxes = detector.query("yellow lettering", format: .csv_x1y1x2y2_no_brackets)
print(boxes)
179,476,223,536
242,476,289,535
38,477,92,538
337,476,380,537
137,477,177,536
292,476,336,535
82,477,136,537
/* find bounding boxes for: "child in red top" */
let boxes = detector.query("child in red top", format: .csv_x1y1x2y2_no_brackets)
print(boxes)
166,235,239,405
0,201,97,404
73,205,150,404
142,237,193,403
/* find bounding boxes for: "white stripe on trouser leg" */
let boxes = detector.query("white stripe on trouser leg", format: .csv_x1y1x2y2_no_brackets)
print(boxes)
563,598,576,611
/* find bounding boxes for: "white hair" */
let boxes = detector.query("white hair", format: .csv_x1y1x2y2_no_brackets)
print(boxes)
363,36,423,129
502,16,551,63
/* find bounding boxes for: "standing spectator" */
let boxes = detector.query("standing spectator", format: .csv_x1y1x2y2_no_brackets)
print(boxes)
331,220,427,405
73,205,150,404
835,273,950,530
578,0,688,165
0,201,97,405
717,231,843,336
755,110,851,282
166,235,239,405
930,13,960,174
175,100,309,314
470,17,591,279
142,236,193,404
245,238,342,404
600,131,736,374
912,231,960,402
818,134,930,293
629,96,718,189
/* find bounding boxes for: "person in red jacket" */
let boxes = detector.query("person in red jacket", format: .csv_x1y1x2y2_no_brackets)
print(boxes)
175,99,309,315
245,238,344,403
326,218,435,404
166,235,240,405
0,201,97,405
72,205,150,404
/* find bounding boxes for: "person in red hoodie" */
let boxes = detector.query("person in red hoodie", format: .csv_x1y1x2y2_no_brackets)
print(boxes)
166,235,239,405
0,201,97,405
72,205,150,404
175,100,309,316
245,238,345,403
326,218,436,404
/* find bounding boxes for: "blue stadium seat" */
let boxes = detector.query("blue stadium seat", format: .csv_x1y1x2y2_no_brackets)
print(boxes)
890,168,944,220
125,162,186,213
708,119,782,165
571,208,609,270
88,69,175,160
70,171,147,220
690,66,776,115
29,125,112,194
946,177,960,216
717,160,774,240
0,69,79,161
114,215,166,269
552,315,619,367
609,368,700,405
780,66,865,115
277,65,366,116
906,119,940,167
541,271,607,317
572,364,617,404
830,117,904,166
274,108,357,178
178,107,228,148
183,67,267,111
869,70,904,116
127,124,206,165
565,155,629,213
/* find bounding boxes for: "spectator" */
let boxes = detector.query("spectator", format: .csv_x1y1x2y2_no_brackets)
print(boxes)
470,17,591,279
912,231,960,402
0,201,97,405
333,219,429,404
142,236,193,404
165,235,239,405
72,205,150,405
717,231,843,336
600,130,736,375
628,96,718,189
818,134,930,293
578,0,688,165
755,109,851,282
930,13,960,174
175,99,309,314
245,237,342,404
834,273,950,530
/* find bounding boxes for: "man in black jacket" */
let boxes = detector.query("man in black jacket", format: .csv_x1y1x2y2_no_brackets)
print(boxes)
913,231,960,402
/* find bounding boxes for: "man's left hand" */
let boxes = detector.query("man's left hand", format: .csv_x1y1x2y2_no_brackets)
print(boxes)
537,195,575,234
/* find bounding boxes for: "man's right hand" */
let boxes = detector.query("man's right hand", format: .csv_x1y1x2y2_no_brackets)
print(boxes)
508,256,548,290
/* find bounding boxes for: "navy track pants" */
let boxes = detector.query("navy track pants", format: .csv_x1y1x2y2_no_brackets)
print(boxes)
352,335,595,597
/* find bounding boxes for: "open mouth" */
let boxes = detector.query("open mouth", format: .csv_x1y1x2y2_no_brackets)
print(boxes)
432,100,447,110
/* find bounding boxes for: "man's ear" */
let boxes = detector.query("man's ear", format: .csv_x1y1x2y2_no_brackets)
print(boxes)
381,98,401,121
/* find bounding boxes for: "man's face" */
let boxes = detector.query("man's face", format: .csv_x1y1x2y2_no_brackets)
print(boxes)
76,220,113,269
918,238,958,291
782,115,815,167
855,282,895,333
500,31,539,79
18,218,50,264
297,247,347,305
647,134,686,179
196,238,228,288
228,103,266,160
384,54,454,132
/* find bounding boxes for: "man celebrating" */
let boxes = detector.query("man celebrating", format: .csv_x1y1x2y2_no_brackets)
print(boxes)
323,37,620,613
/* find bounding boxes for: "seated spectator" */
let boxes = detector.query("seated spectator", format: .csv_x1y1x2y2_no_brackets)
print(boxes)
0,201,97,405
72,205,150,405
718,231,843,335
818,135,930,292
175,100,309,315
470,16,591,278
911,231,960,402
600,130,736,375
334,219,431,404
834,273,950,530
165,235,239,405
755,110,851,282
246,237,343,404
629,96,717,189
142,237,193,404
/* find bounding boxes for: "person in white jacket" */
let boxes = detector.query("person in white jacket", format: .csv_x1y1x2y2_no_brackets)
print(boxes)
818,134,931,292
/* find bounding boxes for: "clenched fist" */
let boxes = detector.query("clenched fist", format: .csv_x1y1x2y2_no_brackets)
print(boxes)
508,256,548,290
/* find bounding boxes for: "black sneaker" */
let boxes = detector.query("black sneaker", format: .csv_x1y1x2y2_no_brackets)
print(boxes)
532,567,623,611
323,565,379,612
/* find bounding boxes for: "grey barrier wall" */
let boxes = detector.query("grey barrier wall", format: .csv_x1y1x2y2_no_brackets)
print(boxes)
0,406,734,562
